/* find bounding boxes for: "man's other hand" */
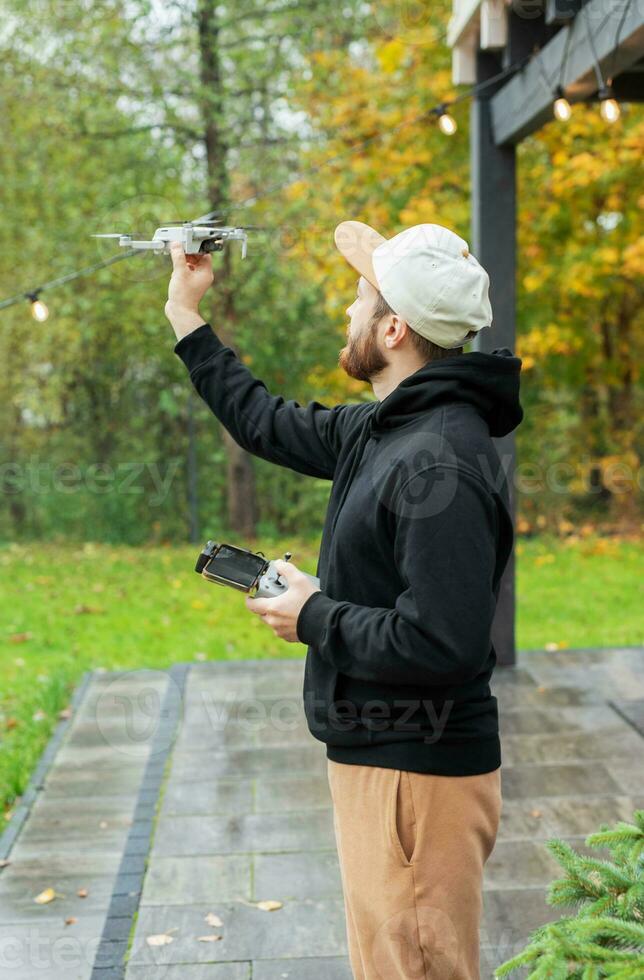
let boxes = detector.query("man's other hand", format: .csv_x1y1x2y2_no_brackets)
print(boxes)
245,560,321,643
165,242,215,339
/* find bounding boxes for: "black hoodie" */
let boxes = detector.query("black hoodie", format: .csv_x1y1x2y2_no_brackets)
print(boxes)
174,322,524,776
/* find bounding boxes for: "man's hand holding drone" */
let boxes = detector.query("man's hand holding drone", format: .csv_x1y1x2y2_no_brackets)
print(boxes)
165,243,214,339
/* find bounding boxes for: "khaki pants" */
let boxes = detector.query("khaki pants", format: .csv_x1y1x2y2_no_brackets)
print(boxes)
327,759,502,980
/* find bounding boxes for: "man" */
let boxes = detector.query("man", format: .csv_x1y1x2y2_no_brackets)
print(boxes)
165,220,523,980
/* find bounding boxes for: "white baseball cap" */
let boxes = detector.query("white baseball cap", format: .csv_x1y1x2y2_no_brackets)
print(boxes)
334,220,493,349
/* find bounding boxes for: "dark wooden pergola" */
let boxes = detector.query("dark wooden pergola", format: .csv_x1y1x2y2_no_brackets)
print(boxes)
447,0,644,665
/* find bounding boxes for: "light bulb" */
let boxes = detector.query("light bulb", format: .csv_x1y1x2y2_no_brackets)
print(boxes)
30,298,49,322
553,97,571,122
438,111,457,136
600,97,620,123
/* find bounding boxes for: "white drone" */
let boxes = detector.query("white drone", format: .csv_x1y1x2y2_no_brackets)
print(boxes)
92,209,255,257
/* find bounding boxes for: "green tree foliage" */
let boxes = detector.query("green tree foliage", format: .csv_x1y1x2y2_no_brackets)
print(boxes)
495,810,644,978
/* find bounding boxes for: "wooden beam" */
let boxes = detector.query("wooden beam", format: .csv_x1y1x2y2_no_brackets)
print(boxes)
481,0,508,50
452,30,478,85
491,0,644,144
447,0,482,48
470,50,518,667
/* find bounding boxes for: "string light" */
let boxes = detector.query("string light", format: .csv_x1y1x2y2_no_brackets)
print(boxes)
27,292,49,322
434,104,457,135
598,85,621,123
553,85,572,122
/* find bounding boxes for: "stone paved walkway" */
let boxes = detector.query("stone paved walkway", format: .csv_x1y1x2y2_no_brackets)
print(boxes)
0,647,642,979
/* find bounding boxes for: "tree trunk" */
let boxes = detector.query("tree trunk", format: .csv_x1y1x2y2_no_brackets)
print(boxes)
197,0,258,538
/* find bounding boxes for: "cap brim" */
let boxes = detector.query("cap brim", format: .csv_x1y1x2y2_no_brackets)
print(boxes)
334,220,386,291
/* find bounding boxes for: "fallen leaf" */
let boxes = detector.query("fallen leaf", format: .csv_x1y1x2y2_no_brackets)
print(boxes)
73,604,103,615
77,888,88,898
34,888,56,905
204,913,223,927
99,821,108,830
146,933,175,947
64,917,77,926
9,633,32,644
6,718,18,730
0,860,10,869
530,809,542,818
59,708,72,720
197,934,223,943
256,900,283,912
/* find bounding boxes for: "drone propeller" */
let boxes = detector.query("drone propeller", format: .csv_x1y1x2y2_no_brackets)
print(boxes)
190,208,230,224
92,233,129,239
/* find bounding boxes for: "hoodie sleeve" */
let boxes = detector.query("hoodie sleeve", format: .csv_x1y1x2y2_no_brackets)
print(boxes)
296,465,500,687
174,323,365,480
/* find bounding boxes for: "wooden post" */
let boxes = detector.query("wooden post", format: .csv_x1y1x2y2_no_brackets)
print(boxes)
471,49,518,667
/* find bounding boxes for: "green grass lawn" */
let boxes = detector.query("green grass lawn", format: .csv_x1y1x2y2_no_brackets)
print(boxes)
0,533,642,816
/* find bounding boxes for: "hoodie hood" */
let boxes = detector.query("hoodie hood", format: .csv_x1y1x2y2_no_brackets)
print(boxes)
372,346,524,438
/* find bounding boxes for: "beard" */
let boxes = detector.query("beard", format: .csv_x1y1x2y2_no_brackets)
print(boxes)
338,319,389,382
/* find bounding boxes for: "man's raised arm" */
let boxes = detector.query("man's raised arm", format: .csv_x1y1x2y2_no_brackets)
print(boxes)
165,243,366,480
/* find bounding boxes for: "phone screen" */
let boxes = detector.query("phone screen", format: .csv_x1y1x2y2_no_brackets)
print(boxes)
207,545,265,589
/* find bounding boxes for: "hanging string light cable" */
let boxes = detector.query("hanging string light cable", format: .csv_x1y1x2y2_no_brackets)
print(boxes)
553,22,573,122
582,0,622,123
0,248,139,317
0,4,629,321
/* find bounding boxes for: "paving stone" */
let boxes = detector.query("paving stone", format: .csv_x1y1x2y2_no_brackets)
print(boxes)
254,773,332,812
490,667,540,687
480,945,530,980
605,760,644,794
251,957,352,979
610,699,644,736
522,660,644,701
54,743,152,768
481,887,561,947
498,703,631,736
500,729,643,766
500,761,623,799
0,874,118,924
151,809,335,858
483,840,569,888
23,795,136,819
125,964,251,980
0,915,106,977
128,899,348,965
497,794,643,840
169,745,325,782
140,855,252,905
253,852,342,901
161,777,253,816
175,712,311,750
0,855,123,881
44,767,145,798
494,684,598,709
0,964,92,980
